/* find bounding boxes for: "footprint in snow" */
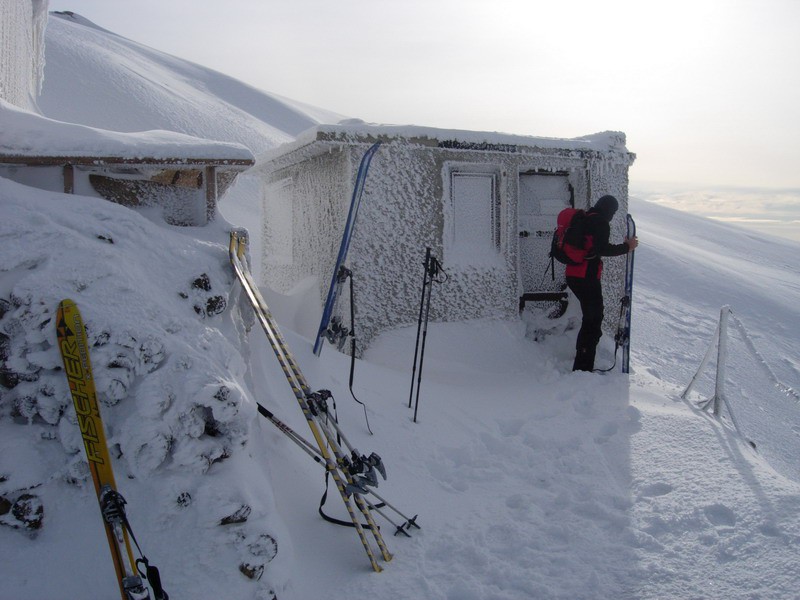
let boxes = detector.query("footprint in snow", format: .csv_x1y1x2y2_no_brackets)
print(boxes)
505,493,528,511
572,397,596,417
638,482,674,498
594,421,619,444
703,504,737,528
496,419,524,437
624,406,643,433
626,405,641,422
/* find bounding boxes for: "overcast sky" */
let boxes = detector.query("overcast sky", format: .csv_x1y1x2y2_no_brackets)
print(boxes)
46,0,800,190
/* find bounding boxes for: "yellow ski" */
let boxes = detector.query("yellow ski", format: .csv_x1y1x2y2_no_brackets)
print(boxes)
56,299,147,600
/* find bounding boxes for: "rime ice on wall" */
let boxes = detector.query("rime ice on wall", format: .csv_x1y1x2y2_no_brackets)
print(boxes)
260,147,349,296
0,0,48,110
257,125,635,354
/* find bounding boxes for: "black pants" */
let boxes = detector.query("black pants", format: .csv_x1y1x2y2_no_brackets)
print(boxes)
566,276,604,371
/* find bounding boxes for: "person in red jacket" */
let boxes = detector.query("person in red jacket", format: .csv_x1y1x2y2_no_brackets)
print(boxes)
566,195,638,371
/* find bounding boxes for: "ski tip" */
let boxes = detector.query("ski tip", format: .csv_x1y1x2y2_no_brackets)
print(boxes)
56,299,79,333
58,298,77,310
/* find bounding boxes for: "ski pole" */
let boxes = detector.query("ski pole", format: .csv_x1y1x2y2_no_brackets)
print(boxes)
366,489,420,531
257,399,420,530
413,253,436,423
364,498,411,537
260,399,418,530
231,231,390,571
256,403,324,464
408,247,432,408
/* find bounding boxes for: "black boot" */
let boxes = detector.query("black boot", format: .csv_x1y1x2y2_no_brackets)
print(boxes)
573,345,596,372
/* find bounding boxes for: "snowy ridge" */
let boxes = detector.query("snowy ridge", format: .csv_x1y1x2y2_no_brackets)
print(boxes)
39,12,345,155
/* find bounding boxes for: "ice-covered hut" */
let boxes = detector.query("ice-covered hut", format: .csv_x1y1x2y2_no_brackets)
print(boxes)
256,123,636,354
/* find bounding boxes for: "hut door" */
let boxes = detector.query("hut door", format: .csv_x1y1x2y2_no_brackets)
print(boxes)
518,173,573,313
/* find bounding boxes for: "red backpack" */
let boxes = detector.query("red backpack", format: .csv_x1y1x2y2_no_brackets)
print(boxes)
550,208,590,266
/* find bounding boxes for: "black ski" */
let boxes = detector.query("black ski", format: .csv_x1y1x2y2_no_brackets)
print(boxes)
314,142,381,356
621,214,636,373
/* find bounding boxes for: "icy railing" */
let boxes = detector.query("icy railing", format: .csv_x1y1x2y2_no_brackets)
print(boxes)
682,306,800,481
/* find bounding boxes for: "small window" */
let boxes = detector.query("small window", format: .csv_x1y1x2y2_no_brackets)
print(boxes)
446,170,501,266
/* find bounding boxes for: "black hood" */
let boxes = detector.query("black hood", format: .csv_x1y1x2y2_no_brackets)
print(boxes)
594,195,619,222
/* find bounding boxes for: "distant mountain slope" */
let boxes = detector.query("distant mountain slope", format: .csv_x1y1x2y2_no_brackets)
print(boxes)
632,197,800,390
38,11,346,155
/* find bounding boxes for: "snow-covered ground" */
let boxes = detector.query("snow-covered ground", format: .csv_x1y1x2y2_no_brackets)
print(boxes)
1,11,799,600
255,195,800,600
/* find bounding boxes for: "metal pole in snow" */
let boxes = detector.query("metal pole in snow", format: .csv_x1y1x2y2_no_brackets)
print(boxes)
413,271,434,424
408,248,431,409
713,306,731,417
